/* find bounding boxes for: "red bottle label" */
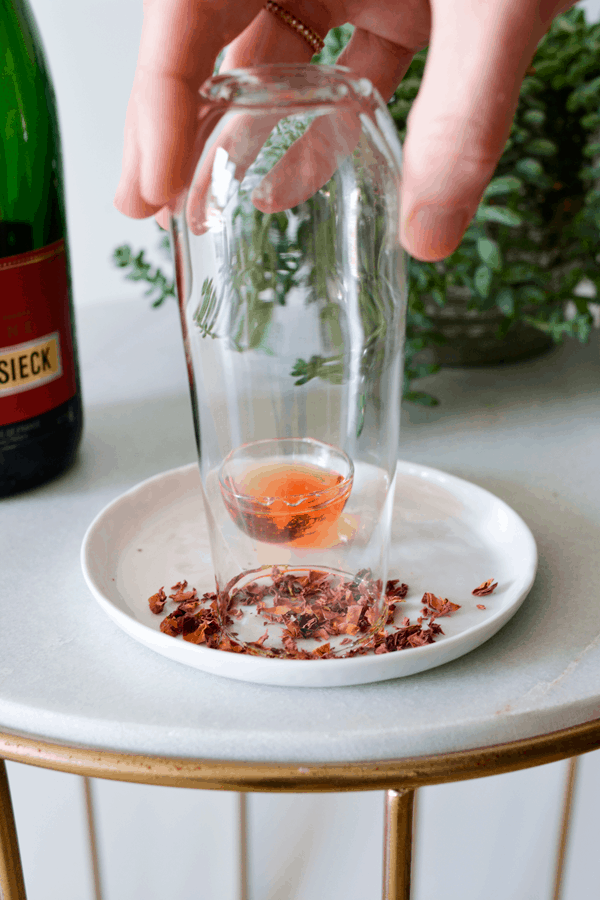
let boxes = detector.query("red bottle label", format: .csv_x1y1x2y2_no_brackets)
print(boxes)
0,239,77,426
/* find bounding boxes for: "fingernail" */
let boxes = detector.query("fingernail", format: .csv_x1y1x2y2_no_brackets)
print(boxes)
405,205,470,260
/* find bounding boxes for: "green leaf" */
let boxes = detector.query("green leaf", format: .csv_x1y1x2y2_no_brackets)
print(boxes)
113,245,132,267
524,138,557,156
395,77,421,99
583,142,600,158
408,258,438,290
520,76,544,95
580,163,600,180
158,230,171,256
567,75,600,111
112,245,176,307
474,264,493,298
194,278,219,338
430,287,446,307
518,285,547,306
515,157,545,181
320,303,343,348
311,23,353,64
483,175,523,198
573,295,591,316
388,97,411,122
556,15,576,33
409,361,441,379
476,237,502,272
524,309,593,344
581,111,600,129
403,391,439,407
495,287,515,317
529,60,558,79
290,355,344,386
246,301,275,350
475,206,523,227
521,109,546,126
502,263,543,284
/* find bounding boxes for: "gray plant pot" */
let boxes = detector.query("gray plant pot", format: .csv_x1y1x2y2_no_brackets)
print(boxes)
423,287,553,367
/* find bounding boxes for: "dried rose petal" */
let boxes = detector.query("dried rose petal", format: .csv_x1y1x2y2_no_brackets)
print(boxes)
421,592,461,617
152,568,472,660
183,624,208,644
472,579,498,596
148,587,167,615
170,581,199,604
386,580,408,600
217,635,244,653
170,580,188,592
160,613,184,636
178,599,199,613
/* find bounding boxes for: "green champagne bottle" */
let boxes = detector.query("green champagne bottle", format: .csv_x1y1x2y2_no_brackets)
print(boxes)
1,0,82,497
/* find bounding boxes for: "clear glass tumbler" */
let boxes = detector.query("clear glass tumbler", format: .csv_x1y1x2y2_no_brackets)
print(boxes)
170,64,406,658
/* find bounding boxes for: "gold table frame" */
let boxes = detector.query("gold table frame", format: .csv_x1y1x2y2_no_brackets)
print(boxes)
2,718,599,900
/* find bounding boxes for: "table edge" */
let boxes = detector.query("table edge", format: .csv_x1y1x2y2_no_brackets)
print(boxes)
2,719,600,792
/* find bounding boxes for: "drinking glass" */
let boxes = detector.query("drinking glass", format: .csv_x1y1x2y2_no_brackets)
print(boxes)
170,64,406,657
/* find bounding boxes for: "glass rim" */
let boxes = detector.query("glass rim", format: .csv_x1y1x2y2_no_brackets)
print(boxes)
218,437,354,508
199,63,377,109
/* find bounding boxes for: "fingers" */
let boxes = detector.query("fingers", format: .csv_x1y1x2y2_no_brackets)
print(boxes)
219,5,318,71
251,111,362,214
114,0,264,220
248,27,415,214
184,5,332,231
137,73,204,209
335,26,417,104
400,0,558,261
186,113,281,234
114,91,162,219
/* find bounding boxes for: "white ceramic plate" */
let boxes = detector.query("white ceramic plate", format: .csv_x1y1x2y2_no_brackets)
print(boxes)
81,462,537,687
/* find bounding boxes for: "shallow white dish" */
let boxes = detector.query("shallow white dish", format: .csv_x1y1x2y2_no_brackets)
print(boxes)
81,462,537,687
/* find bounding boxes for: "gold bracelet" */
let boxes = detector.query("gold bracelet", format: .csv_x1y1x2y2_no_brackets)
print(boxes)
264,1,325,54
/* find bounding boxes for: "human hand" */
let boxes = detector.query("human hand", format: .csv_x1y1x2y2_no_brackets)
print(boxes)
114,0,575,261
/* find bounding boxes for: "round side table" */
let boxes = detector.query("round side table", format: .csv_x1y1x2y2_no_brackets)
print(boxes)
2,300,600,900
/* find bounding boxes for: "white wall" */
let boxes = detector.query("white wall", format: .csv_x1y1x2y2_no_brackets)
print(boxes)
27,0,600,309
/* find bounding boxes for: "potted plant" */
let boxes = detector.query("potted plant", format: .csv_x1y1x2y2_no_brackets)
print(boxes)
394,7,600,402
114,9,600,405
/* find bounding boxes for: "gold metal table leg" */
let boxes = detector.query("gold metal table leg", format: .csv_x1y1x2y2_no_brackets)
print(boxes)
382,788,415,900
552,756,579,900
0,759,27,900
238,792,249,900
83,777,105,900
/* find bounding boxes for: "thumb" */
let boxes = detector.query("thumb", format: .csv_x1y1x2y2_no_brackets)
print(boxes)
400,0,552,261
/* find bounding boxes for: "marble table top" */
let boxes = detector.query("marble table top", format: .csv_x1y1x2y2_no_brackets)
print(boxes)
2,297,600,764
